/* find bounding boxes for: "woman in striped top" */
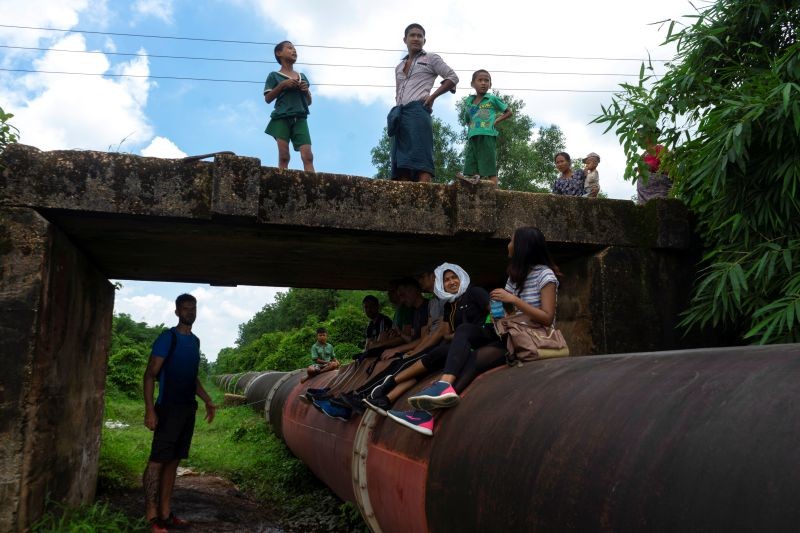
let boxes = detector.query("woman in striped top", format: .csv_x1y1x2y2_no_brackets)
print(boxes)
490,226,560,327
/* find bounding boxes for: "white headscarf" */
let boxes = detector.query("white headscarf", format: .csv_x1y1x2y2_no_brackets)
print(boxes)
433,262,470,303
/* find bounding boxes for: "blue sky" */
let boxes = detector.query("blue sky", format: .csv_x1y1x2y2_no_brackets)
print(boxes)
1,0,697,359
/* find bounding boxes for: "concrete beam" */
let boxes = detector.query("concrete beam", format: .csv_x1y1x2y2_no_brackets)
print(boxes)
0,144,693,290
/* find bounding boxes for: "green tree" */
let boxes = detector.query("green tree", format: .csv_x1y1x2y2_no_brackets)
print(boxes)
370,118,462,183
219,289,388,374
107,347,149,396
237,288,338,345
456,91,565,191
107,314,165,396
595,0,800,343
0,105,20,154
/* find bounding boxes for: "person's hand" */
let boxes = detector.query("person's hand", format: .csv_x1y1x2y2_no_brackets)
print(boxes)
281,78,299,90
423,94,436,110
204,401,216,424
381,348,400,360
144,407,158,431
298,80,309,92
490,288,517,304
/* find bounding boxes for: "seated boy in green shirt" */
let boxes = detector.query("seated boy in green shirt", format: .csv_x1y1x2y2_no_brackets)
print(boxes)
302,327,340,383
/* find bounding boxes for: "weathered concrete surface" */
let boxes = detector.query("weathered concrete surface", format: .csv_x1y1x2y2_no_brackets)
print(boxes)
0,206,114,532
0,143,691,278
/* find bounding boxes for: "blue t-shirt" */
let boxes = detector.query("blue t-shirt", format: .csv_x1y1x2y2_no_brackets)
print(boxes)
151,328,201,405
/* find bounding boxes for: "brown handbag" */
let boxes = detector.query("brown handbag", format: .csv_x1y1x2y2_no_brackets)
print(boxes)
494,313,569,364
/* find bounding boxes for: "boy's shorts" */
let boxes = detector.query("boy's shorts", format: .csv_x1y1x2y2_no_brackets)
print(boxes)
265,117,312,150
463,135,498,177
149,402,197,463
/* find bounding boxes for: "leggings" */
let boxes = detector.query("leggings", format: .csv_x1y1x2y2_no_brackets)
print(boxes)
452,341,506,394
429,323,501,393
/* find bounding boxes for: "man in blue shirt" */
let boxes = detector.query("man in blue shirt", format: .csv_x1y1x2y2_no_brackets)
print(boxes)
142,294,215,532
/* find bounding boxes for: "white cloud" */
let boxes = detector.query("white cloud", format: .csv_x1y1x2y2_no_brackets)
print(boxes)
141,136,187,158
132,0,174,24
0,0,88,50
244,0,691,198
1,33,154,151
113,281,286,361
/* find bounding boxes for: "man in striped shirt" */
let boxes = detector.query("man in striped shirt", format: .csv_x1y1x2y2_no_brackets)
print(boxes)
390,23,459,182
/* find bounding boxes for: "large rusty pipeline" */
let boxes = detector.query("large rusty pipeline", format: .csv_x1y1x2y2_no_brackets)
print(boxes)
216,344,800,532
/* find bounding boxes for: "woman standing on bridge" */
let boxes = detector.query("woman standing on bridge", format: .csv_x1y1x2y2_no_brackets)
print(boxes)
389,226,560,436
551,151,586,196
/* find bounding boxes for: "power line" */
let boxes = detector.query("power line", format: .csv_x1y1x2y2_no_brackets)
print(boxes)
0,23,672,62
0,68,620,93
0,45,659,77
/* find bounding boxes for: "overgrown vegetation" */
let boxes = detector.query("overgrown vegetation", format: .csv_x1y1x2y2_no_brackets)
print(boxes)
595,0,800,344
0,105,20,154
32,499,145,532
216,289,389,374
370,95,566,190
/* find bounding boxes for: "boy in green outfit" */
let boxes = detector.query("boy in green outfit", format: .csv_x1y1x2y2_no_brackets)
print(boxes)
263,40,315,172
459,69,513,185
302,327,339,383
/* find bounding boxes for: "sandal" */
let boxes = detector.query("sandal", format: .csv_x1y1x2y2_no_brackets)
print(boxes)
161,512,190,529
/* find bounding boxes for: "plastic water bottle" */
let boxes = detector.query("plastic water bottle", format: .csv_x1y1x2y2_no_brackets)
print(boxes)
490,299,505,319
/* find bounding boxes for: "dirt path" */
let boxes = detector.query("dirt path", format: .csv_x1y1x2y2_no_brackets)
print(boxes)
100,468,284,532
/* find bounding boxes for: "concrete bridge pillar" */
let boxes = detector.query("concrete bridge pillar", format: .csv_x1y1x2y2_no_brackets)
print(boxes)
0,207,113,532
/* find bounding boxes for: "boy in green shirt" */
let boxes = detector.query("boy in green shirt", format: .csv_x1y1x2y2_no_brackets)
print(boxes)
302,327,339,383
458,69,513,185
263,41,315,172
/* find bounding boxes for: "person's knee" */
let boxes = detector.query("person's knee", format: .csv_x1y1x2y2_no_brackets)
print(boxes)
277,144,291,164
300,146,314,163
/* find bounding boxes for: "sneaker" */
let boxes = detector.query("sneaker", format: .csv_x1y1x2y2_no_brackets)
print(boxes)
161,513,189,530
317,399,351,421
370,375,396,400
148,518,168,533
408,381,460,411
387,409,434,436
363,395,392,416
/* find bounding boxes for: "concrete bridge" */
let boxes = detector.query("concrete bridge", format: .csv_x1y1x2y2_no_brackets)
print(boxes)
0,143,714,531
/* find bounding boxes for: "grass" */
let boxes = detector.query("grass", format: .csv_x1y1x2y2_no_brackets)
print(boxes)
32,499,146,532
95,379,367,532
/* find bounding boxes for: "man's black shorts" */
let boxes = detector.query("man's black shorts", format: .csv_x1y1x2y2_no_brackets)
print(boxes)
149,402,197,462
